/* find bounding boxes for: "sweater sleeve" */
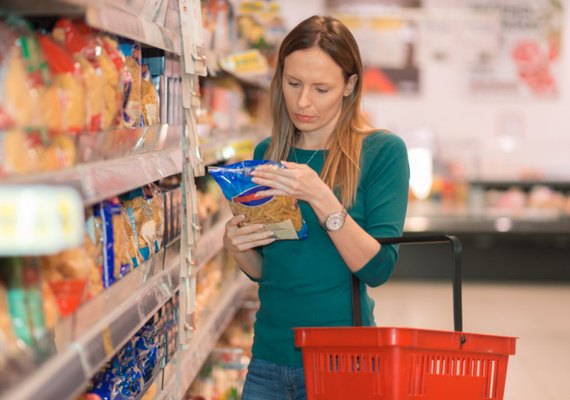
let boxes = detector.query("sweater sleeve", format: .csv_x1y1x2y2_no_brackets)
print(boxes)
354,132,410,287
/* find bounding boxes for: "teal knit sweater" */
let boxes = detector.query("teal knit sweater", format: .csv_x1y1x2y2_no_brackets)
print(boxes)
249,130,409,366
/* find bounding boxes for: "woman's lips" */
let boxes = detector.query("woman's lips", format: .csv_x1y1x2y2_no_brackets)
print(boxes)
294,113,315,123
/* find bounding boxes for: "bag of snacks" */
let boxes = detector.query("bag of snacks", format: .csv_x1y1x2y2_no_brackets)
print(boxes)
52,19,105,133
209,160,308,240
37,34,86,134
119,40,142,128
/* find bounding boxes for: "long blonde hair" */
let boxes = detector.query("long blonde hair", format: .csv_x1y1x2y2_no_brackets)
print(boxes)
265,15,373,208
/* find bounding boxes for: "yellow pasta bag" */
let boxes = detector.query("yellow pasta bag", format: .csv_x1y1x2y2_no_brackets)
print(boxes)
37,34,86,134
209,160,308,240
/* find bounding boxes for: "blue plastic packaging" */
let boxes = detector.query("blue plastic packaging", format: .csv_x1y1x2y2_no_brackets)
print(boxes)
209,160,308,240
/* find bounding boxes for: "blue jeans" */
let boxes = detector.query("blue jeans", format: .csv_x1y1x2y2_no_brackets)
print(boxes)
242,357,307,400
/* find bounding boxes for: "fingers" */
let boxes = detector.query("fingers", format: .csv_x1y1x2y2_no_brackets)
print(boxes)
224,216,276,251
250,168,301,194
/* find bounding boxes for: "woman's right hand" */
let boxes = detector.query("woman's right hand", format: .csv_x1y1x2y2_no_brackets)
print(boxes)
223,214,276,253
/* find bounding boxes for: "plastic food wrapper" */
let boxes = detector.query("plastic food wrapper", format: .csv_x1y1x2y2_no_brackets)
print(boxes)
40,239,92,317
85,209,104,299
141,63,159,126
52,18,105,133
0,279,37,390
94,199,135,288
85,321,159,400
37,34,86,134
209,160,308,240
0,258,55,363
101,34,127,129
120,185,163,263
0,17,50,131
119,40,142,128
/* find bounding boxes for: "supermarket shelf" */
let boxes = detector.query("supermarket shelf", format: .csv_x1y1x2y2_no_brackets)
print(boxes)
469,179,570,192
195,210,232,273
199,135,257,166
405,202,570,234
0,240,181,400
85,4,181,54
2,0,181,54
3,125,183,206
226,70,273,90
1,0,83,15
162,273,254,399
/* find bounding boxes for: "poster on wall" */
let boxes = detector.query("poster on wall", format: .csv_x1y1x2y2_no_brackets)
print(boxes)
465,0,564,98
330,0,422,95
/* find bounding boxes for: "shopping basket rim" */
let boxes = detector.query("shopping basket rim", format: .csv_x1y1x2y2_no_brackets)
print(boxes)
293,325,518,340
293,326,517,355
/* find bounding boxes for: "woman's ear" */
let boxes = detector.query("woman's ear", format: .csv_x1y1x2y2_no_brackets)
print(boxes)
343,74,358,97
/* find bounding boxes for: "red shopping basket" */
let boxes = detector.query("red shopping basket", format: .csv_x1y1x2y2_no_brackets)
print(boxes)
295,326,516,400
294,235,517,400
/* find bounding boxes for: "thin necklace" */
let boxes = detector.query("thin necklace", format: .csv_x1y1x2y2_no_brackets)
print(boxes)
293,148,320,164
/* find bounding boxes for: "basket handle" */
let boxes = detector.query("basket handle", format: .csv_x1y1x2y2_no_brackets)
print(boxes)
353,235,463,331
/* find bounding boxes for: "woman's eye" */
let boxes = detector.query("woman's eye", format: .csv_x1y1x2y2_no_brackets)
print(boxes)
288,81,301,88
316,87,329,94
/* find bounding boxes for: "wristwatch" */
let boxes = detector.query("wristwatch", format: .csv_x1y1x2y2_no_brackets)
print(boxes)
322,208,348,232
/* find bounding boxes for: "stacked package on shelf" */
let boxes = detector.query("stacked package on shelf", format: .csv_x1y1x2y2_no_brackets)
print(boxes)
186,298,257,400
0,258,57,390
0,15,168,179
82,322,160,400
161,179,183,247
81,296,179,400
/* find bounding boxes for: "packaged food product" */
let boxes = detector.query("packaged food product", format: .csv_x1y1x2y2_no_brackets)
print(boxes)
85,209,104,298
0,258,55,362
119,40,143,128
0,18,50,131
120,206,144,268
53,19,113,132
209,160,308,240
141,63,160,126
101,34,127,129
40,243,90,317
145,183,165,251
120,187,161,262
94,199,134,288
38,134,77,171
0,129,41,176
0,279,36,390
37,34,86,134
41,280,59,329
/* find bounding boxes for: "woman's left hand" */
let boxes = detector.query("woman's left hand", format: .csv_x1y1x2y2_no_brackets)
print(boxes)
250,161,329,204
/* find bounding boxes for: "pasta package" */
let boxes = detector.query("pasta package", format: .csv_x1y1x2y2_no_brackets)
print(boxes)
209,160,308,240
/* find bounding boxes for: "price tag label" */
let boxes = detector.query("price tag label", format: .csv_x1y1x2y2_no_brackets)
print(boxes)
101,325,115,358
0,186,84,256
179,0,196,74
141,0,164,22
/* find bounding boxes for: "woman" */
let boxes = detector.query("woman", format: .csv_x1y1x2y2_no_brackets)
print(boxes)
223,15,410,400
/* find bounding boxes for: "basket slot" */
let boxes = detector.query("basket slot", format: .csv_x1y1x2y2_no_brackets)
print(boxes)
407,353,504,399
313,351,384,397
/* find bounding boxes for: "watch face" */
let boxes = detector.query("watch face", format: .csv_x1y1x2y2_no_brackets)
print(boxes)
326,214,344,231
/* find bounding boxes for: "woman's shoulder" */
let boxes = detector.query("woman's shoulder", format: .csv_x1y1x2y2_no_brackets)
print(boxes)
362,129,407,156
253,137,272,159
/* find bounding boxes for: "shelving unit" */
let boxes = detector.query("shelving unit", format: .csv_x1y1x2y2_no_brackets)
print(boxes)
0,0,264,398
3,125,183,206
0,240,180,400
163,273,254,399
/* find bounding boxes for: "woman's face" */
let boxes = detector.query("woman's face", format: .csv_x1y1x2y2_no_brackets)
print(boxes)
282,47,356,146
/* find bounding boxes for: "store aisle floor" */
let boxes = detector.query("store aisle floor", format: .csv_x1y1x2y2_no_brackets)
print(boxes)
368,280,570,400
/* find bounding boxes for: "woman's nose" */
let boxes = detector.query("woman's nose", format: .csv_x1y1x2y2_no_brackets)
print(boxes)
297,88,311,108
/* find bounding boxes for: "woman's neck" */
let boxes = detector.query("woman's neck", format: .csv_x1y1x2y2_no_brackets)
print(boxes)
296,132,330,150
